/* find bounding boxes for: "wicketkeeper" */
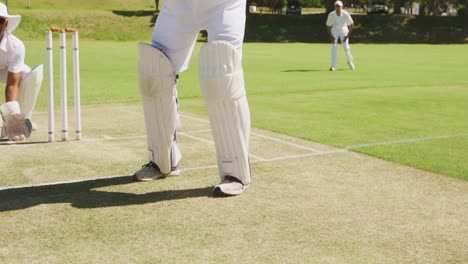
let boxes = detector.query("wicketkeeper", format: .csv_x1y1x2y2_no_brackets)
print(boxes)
134,0,251,196
0,3,43,141
326,0,355,71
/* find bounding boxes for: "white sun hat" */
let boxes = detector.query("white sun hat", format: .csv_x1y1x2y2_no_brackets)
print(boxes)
0,3,21,33
334,1,344,7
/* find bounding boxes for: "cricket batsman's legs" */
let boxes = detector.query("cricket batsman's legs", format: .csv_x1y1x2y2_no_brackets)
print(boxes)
199,41,251,196
135,3,202,181
135,42,181,180
199,0,250,196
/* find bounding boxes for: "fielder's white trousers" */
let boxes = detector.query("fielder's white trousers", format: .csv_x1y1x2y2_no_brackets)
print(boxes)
151,0,246,74
330,31,353,68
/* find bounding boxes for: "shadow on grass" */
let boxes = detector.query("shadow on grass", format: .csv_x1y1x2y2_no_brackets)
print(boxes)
0,140,51,146
111,10,156,17
0,176,213,212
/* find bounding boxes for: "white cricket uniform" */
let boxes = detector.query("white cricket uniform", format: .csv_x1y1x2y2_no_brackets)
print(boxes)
151,0,246,74
146,0,251,185
326,10,354,68
0,31,30,82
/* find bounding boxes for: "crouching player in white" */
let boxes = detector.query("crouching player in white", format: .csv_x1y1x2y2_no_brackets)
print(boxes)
0,3,42,141
134,0,251,196
326,0,355,71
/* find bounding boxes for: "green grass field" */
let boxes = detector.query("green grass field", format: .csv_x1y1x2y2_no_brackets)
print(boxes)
5,0,158,10
22,40,468,180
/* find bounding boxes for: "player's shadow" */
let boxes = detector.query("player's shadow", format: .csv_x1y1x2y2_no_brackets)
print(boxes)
0,140,50,146
0,176,213,212
111,10,156,17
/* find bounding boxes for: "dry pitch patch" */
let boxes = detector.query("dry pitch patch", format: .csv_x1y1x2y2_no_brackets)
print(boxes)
0,104,467,263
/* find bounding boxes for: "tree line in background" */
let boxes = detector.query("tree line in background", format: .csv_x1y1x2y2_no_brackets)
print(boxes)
245,0,467,39
246,0,466,16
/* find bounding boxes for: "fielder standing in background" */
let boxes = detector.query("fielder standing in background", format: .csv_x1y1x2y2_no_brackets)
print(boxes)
0,3,43,141
326,0,355,71
134,0,252,196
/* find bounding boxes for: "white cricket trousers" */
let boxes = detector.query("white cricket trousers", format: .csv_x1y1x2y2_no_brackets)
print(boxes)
148,0,248,171
151,0,246,74
330,30,353,68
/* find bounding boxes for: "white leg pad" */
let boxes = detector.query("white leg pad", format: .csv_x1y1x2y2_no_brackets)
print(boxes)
18,64,43,119
199,41,251,185
139,42,180,174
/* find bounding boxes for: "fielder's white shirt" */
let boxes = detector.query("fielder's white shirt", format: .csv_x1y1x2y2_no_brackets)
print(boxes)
0,32,26,73
326,10,354,34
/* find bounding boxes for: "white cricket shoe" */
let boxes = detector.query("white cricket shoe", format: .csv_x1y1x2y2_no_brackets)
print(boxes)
329,67,335,71
213,176,250,197
348,62,355,70
133,161,180,181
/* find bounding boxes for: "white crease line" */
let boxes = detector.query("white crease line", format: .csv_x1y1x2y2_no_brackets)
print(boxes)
182,150,347,171
181,114,210,124
182,113,468,153
0,149,345,191
179,129,212,134
251,132,322,153
82,130,266,161
181,165,219,173
5,132,463,189
178,131,267,161
250,154,268,162
84,135,145,142
178,132,213,145
346,133,468,150
79,129,213,142
257,149,348,162
183,114,322,154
